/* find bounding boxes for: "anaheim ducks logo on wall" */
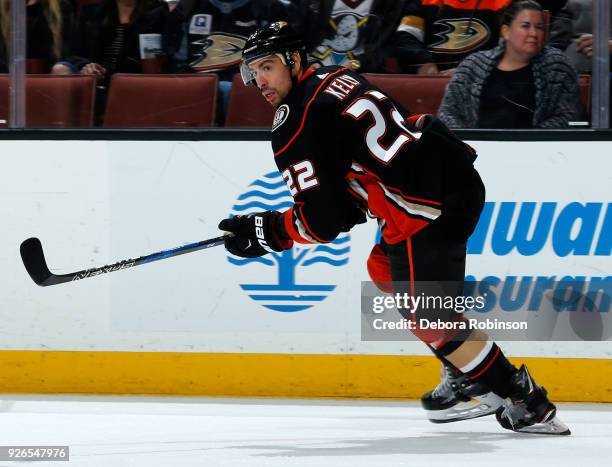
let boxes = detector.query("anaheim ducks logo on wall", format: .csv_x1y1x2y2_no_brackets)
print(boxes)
190,33,247,72
430,18,490,54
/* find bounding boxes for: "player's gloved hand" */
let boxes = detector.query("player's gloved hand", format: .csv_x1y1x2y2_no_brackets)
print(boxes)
218,211,293,258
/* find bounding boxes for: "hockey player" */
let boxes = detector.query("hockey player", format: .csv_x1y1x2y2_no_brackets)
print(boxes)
218,21,570,435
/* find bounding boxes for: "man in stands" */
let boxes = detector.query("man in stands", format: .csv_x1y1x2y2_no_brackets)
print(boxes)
290,0,410,73
162,0,293,118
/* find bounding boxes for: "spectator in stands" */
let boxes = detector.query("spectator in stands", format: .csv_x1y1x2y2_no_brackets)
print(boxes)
438,0,581,129
0,0,74,73
162,0,293,119
51,0,168,82
290,0,409,74
550,0,612,74
395,0,512,74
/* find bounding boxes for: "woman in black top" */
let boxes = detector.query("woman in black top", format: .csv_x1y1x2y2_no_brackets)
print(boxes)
478,2,545,128
52,0,167,83
438,1,582,129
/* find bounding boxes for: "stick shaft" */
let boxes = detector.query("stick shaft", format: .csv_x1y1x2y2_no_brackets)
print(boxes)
73,236,226,281
21,235,227,286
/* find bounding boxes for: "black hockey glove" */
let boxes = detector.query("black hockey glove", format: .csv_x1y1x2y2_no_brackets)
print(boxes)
218,211,293,258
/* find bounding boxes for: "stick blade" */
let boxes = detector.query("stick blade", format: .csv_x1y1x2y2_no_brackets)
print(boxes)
20,237,54,286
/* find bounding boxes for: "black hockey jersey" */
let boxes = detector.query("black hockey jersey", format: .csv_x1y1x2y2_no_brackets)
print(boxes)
272,65,478,245
163,0,292,76
397,0,511,71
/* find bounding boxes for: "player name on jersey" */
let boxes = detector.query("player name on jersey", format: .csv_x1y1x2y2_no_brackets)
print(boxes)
323,74,361,101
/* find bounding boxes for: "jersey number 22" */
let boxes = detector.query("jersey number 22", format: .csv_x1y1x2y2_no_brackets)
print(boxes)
282,160,319,196
343,90,421,164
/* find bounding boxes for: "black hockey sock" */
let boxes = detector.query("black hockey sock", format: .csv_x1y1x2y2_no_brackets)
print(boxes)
461,343,516,399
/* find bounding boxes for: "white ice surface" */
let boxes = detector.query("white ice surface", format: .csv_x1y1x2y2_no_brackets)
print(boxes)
0,396,610,467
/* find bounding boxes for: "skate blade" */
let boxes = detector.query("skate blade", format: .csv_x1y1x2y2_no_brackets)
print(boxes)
427,392,504,423
512,415,571,436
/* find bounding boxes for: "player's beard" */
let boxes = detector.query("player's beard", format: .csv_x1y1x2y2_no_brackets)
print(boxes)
263,89,281,107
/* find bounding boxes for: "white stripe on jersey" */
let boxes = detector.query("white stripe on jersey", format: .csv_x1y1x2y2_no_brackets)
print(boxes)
350,162,367,174
294,215,318,243
378,182,441,220
351,162,440,220
347,179,369,202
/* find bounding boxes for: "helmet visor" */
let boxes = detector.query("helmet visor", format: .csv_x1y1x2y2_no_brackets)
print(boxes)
240,53,287,86
240,60,258,86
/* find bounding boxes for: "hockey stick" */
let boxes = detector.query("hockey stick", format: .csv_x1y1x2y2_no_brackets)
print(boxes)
20,235,227,287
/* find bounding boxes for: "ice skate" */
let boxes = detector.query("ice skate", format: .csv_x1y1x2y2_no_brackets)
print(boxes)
421,363,503,423
496,365,571,435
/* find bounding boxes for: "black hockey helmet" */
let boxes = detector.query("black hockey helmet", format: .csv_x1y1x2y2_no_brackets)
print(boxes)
240,21,306,86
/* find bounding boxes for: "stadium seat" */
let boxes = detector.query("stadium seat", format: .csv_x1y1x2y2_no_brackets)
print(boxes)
26,59,48,74
103,74,218,128
225,73,275,128
0,74,95,128
578,74,591,120
363,74,450,115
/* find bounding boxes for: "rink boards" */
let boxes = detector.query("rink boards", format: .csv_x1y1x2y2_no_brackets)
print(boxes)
0,139,610,400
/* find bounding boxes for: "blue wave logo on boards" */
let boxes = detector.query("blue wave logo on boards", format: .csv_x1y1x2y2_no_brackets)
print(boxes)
227,171,350,312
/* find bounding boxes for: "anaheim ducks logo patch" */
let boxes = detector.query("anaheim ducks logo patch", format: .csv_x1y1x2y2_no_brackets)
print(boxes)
430,18,490,54
272,105,290,132
190,33,246,72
